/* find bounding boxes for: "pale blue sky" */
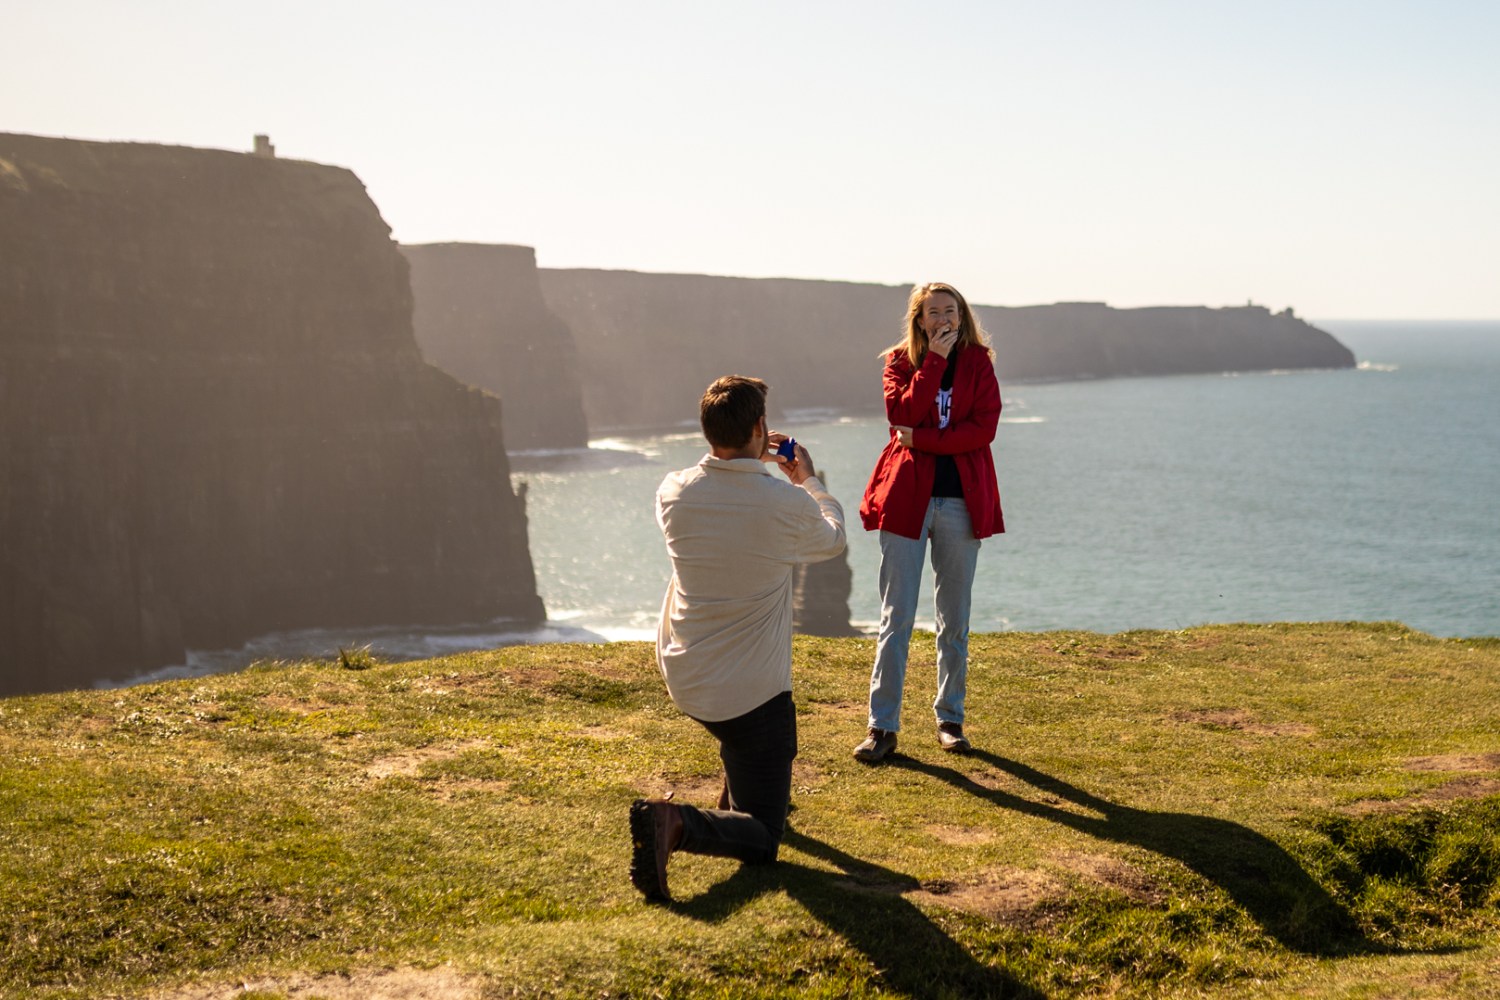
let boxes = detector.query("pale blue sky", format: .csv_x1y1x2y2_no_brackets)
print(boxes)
6,0,1497,318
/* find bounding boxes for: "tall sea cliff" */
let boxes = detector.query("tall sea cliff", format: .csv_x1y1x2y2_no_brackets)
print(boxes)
401,243,587,451
0,133,543,696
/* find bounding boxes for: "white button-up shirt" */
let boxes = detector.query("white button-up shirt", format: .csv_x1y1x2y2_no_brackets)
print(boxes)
655,455,846,721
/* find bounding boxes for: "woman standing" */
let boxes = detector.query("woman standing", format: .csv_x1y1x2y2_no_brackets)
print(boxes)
855,282,1004,762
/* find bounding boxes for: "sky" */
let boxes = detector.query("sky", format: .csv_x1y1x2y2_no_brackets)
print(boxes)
5,0,1498,320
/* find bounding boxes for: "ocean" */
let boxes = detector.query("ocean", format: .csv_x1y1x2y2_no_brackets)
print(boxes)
520,320,1500,643
128,321,1499,686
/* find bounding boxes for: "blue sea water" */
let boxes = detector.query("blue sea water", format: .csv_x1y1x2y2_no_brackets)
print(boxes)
131,321,1498,686
522,320,1500,642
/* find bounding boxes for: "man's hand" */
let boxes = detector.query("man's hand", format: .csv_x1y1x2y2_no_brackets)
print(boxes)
768,431,814,486
892,425,914,449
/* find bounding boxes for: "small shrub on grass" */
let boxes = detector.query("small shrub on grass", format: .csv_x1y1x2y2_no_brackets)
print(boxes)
338,645,378,671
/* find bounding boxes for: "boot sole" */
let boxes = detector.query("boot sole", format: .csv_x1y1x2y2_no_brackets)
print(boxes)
852,741,898,763
628,799,670,901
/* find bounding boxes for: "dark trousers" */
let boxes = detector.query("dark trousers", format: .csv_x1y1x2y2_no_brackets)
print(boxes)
679,690,797,865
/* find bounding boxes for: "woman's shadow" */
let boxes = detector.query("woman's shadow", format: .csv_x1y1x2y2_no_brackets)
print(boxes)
674,825,1043,998
893,750,1379,956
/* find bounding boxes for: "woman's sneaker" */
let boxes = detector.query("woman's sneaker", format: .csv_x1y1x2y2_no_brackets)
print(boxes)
853,727,898,763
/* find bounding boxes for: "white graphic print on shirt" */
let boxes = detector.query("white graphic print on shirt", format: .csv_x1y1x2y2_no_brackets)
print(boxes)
936,388,952,429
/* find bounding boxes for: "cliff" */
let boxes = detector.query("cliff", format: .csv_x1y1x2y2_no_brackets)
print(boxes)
537,271,901,430
536,269,1356,431
401,243,588,451
0,133,543,696
791,468,860,638
984,300,1354,381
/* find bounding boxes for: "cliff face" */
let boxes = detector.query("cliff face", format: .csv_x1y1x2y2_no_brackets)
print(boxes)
401,243,587,451
982,301,1354,381
537,271,904,430
791,469,860,638
0,133,543,696
537,270,1356,431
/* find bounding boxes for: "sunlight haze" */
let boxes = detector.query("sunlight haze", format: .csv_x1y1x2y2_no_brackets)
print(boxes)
5,0,1497,319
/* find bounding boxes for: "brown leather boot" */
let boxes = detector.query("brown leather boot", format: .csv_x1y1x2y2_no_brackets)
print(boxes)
937,721,972,754
629,796,683,901
853,727,898,763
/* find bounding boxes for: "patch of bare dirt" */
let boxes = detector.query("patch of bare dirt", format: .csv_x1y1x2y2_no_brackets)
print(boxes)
70,714,121,737
428,778,512,801
1033,636,1157,662
572,724,631,741
951,767,1023,795
151,966,481,1000
791,758,833,797
1173,633,1229,651
258,694,347,716
1052,851,1165,904
906,854,1166,927
1345,776,1500,816
1405,752,1500,773
805,699,862,714
925,823,995,846
645,772,724,805
1369,965,1494,1000
1416,968,1463,990
365,739,490,779
1169,708,1315,737
496,658,647,691
410,671,498,691
1031,639,1071,660
1088,644,1146,661
645,760,829,806
907,869,1066,928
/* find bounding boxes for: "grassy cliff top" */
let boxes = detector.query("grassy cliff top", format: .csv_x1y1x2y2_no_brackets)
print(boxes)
3,623,1498,999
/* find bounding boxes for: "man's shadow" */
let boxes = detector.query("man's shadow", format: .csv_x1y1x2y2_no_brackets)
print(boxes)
893,750,1378,956
674,826,1043,998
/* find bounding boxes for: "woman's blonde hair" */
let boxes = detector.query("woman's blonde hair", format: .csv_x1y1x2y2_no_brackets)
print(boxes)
883,281,993,368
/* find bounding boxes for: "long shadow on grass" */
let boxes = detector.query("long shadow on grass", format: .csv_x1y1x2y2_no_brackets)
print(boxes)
893,750,1378,956
674,827,1041,998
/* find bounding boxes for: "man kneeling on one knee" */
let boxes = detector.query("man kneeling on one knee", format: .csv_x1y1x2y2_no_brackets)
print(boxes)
630,375,846,901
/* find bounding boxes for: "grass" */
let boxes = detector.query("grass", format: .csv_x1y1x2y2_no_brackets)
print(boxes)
1,622,1497,998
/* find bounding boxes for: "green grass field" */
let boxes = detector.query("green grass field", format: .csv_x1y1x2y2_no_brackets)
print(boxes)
2,623,1497,998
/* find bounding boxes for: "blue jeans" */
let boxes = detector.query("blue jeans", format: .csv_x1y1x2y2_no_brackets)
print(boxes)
679,691,797,864
868,497,981,733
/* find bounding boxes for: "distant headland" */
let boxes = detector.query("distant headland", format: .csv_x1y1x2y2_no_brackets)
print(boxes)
402,246,1354,440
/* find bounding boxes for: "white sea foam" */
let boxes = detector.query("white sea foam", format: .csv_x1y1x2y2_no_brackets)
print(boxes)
1357,360,1399,372
510,444,654,472
510,446,590,458
1001,416,1046,424
587,437,645,452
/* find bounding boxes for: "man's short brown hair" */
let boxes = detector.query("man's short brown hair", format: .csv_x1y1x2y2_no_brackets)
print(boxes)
700,375,769,450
